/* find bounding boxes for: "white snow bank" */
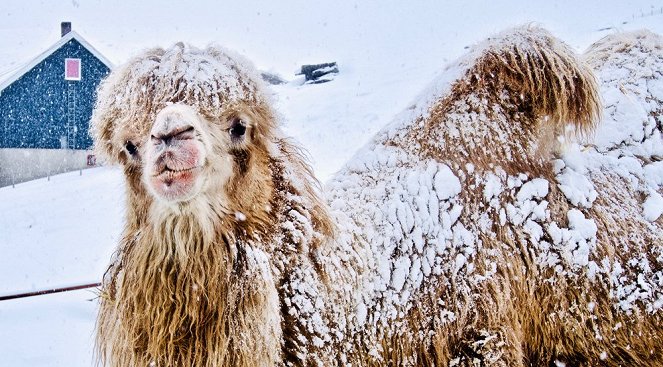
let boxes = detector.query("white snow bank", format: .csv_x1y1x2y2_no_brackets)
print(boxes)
0,167,124,295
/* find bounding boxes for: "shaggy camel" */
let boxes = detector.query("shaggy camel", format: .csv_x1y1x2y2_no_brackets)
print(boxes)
91,27,662,366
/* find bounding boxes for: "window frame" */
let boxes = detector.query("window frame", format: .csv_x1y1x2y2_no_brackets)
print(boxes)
64,58,82,81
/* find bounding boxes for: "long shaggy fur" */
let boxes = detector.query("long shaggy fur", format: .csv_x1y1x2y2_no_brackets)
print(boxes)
92,27,661,367
92,43,332,367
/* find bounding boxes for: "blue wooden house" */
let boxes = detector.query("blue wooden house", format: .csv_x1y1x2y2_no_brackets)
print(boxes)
0,23,112,150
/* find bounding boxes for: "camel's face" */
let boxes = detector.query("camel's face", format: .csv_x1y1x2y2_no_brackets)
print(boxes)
91,45,278,216
141,104,251,204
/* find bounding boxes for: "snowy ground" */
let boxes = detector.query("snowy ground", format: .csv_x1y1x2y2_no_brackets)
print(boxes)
0,1,662,366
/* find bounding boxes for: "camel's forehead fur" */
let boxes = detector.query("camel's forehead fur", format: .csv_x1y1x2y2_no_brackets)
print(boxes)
91,42,273,164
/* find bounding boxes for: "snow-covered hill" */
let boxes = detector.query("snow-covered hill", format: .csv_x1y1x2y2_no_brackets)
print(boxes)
0,1,662,366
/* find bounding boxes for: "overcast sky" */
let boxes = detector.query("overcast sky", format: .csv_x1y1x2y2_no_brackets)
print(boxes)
1,1,661,78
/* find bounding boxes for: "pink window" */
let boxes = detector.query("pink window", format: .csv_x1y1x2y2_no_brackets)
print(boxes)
65,58,81,80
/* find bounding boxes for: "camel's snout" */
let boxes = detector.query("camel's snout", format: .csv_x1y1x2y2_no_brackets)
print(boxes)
151,105,201,144
145,104,207,202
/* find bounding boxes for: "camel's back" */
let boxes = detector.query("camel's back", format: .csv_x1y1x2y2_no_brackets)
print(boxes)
323,27,662,366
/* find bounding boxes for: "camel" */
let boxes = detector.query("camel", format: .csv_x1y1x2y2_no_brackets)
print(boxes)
91,27,662,366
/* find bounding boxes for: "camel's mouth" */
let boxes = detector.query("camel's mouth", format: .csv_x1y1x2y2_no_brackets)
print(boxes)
148,165,203,202
153,164,201,177
143,104,213,202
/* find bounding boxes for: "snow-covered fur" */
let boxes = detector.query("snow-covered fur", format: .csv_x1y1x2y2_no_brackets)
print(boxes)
323,27,660,366
92,27,662,367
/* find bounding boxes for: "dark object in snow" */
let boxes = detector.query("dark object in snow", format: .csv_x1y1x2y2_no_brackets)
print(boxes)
61,21,72,37
298,62,338,84
260,71,286,85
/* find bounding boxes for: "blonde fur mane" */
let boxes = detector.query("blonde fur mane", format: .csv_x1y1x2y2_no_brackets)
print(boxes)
92,44,331,367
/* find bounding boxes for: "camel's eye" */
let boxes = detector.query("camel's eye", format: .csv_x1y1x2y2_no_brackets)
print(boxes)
125,141,139,156
229,118,247,141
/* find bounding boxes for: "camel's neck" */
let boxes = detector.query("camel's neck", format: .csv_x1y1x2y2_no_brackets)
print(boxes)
98,201,282,367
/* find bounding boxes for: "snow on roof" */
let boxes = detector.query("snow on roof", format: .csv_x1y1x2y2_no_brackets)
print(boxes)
0,30,114,93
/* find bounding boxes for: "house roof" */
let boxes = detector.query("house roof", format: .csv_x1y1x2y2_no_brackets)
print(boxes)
0,30,114,93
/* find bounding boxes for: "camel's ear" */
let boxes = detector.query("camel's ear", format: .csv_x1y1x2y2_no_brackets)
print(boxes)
467,26,601,139
90,82,119,165
90,60,139,166
90,48,164,166
90,79,121,165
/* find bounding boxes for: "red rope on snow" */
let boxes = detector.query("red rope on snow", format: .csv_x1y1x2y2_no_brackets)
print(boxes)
0,282,101,301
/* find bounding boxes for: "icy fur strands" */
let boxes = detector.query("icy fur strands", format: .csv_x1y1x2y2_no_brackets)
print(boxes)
474,27,602,137
91,28,661,367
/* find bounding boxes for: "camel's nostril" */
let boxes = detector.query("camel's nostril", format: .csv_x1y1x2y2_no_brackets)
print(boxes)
171,126,195,140
178,126,195,136
152,126,195,146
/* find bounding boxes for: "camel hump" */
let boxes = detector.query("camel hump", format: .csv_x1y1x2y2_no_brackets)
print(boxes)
584,30,663,152
399,27,602,169
584,29,663,67
472,26,600,136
